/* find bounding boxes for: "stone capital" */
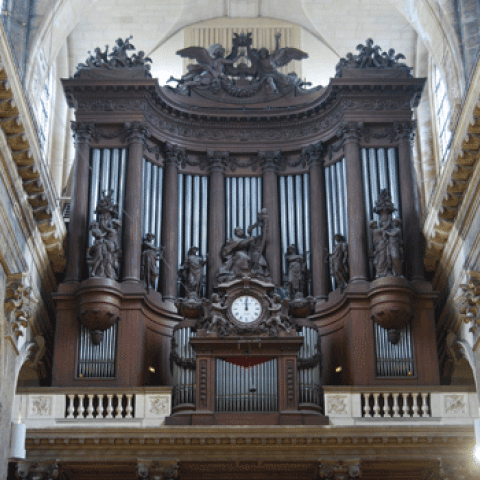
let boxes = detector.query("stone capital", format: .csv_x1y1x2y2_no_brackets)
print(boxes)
302,141,325,168
339,121,363,143
394,120,416,143
164,143,186,168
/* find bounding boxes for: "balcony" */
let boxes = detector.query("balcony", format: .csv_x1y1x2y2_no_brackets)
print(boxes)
14,385,477,429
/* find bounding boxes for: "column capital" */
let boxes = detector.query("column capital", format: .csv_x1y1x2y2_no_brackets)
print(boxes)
302,141,325,168
71,121,96,144
339,121,363,143
125,121,150,144
164,143,186,167
259,150,282,173
394,120,417,143
207,150,228,172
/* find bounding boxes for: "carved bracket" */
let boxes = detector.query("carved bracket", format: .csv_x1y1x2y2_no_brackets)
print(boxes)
137,461,180,480
316,460,361,479
5,273,37,343
455,269,480,325
16,462,61,480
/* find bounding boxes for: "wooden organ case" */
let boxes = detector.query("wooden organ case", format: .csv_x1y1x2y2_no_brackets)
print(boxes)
52,36,440,426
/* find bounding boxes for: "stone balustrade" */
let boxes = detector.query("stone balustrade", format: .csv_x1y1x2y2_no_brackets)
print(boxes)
324,386,478,425
14,387,172,428
13,386,478,430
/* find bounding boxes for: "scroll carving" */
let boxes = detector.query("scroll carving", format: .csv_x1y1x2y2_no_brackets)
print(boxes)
5,273,37,341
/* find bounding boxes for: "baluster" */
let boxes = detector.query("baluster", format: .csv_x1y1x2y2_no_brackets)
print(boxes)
412,393,420,417
392,393,400,417
363,393,371,417
373,393,381,417
66,395,75,419
106,395,114,418
96,394,104,418
125,394,134,418
86,395,94,418
421,393,430,417
384,393,392,417
77,395,85,418
401,393,409,417
115,394,123,418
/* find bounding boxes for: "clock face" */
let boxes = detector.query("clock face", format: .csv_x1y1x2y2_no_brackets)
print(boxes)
231,295,262,323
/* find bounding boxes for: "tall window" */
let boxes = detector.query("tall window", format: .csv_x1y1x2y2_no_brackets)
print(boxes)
433,66,453,164
37,69,54,157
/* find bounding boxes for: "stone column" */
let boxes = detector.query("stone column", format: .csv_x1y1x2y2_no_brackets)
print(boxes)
207,150,226,295
261,151,281,285
306,143,329,300
343,122,369,282
65,122,95,282
396,121,424,280
122,122,149,283
161,144,180,300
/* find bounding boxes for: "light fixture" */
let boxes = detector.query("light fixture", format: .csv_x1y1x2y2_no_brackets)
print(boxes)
148,366,156,373
9,415,26,460
335,366,342,373
474,419,480,461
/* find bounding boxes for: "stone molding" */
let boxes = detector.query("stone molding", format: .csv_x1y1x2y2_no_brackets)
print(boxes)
0,23,66,273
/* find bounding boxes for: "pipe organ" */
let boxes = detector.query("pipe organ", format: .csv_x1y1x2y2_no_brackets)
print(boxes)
52,36,441,426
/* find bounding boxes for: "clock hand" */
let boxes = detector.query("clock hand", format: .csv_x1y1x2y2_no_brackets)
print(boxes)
245,297,249,311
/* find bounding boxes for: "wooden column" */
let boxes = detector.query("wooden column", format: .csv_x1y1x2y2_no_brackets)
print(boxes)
343,122,369,282
65,122,95,282
122,122,148,283
396,121,424,280
261,151,281,286
161,144,180,301
307,143,329,300
207,150,226,295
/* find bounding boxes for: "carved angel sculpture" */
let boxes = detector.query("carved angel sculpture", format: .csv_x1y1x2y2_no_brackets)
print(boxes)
171,44,236,90
247,33,308,92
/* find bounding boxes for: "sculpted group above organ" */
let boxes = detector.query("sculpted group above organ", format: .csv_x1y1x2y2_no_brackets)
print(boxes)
168,32,311,96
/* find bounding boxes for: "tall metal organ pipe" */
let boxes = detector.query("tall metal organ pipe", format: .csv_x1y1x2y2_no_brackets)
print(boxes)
172,327,197,407
141,159,164,291
177,174,209,297
225,177,262,239
88,148,128,249
278,174,311,294
215,359,278,412
77,323,117,378
324,159,347,290
297,327,321,406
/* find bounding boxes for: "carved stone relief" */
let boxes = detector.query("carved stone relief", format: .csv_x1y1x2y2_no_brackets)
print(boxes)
443,394,468,416
326,395,349,416
29,395,52,417
5,273,37,342
146,395,170,417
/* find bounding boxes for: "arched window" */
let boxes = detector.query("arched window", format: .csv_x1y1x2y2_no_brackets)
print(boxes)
433,66,453,164
37,68,54,157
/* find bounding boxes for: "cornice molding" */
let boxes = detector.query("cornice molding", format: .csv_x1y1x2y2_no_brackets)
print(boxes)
0,22,66,273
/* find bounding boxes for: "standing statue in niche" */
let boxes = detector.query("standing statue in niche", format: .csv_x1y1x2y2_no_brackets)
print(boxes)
87,190,122,280
286,244,306,298
141,233,162,291
179,246,207,299
217,209,271,283
369,189,404,278
326,234,349,291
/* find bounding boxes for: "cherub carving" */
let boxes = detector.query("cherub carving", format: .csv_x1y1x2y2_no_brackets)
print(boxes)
169,43,236,90
247,33,308,93
261,294,292,336
203,293,230,336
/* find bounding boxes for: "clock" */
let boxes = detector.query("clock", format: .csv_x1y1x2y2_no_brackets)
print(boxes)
231,295,262,324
